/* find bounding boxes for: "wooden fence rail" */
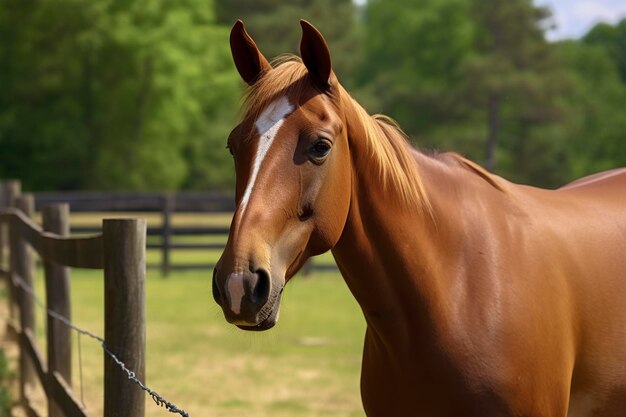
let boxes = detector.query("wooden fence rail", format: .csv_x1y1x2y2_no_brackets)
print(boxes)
0,181,146,417
34,191,234,276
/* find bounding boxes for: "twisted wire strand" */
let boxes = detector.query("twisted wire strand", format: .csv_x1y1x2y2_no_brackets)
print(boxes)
12,274,189,417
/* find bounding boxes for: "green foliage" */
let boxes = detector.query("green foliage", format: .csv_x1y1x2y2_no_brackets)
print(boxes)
0,389,8,417
358,0,575,187
0,351,6,379
0,349,10,417
357,0,625,187
0,0,240,191
584,19,626,83
0,0,624,190
358,0,475,130
214,0,362,85
555,41,626,177
464,0,565,175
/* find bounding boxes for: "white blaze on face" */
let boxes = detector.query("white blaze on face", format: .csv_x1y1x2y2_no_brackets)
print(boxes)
228,97,294,316
239,96,295,218
227,274,245,315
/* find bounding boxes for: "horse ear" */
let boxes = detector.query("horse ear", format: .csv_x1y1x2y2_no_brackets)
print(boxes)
299,20,333,90
230,20,271,85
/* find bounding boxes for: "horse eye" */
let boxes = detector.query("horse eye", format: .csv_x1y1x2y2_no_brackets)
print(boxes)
309,140,332,159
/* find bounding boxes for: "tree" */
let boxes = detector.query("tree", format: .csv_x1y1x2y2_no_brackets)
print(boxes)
0,0,97,189
463,0,563,174
358,0,475,135
464,0,571,185
553,41,626,178
358,0,571,187
0,0,240,191
584,19,626,84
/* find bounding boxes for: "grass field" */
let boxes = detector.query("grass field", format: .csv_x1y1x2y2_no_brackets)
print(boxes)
3,211,366,416
20,226,366,417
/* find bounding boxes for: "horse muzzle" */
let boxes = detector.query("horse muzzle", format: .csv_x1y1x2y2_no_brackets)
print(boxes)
212,266,282,330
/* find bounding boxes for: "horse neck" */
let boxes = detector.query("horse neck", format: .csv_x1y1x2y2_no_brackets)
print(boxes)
331,114,465,339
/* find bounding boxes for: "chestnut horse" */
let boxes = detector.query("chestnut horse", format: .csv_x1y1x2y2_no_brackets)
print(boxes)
212,20,626,417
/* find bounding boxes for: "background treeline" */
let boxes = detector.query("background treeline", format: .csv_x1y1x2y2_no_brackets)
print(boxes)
1,0,625,191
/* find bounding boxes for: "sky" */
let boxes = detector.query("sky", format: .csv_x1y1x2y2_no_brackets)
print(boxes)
539,0,626,40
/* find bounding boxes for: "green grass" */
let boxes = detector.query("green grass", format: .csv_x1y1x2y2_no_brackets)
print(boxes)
0,287,12,417
0,347,10,417
14,211,361,416
29,268,366,417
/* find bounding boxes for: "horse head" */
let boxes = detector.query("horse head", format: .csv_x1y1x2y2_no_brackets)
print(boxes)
212,20,352,330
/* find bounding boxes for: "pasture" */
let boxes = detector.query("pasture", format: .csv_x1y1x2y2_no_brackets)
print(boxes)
21,212,365,417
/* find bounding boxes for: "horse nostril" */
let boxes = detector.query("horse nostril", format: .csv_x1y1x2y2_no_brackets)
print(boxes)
298,205,314,221
252,268,271,306
212,267,222,305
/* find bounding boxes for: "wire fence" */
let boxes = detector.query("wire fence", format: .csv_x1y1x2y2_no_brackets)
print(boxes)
12,272,190,417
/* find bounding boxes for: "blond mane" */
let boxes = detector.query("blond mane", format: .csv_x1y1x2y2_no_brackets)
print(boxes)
240,56,431,213
341,91,431,212
447,153,506,192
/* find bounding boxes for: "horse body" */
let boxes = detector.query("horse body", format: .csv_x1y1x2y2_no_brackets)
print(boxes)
333,147,626,416
214,19,626,417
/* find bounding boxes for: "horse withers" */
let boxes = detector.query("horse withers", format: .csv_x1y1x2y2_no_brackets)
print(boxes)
212,19,626,417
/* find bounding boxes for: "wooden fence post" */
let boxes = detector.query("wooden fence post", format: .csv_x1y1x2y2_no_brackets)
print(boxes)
42,204,72,417
0,182,6,271
103,218,146,417
3,180,21,207
3,180,21,324
161,194,174,277
14,193,37,403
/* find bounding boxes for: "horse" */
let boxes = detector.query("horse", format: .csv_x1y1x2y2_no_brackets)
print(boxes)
212,19,626,417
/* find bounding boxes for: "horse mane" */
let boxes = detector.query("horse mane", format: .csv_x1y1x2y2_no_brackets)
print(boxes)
240,55,431,213
341,94,431,212
439,153,506,192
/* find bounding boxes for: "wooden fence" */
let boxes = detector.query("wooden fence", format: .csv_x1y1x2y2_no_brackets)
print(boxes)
34,191,337,276
0,180,146,417
34,191,234,276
